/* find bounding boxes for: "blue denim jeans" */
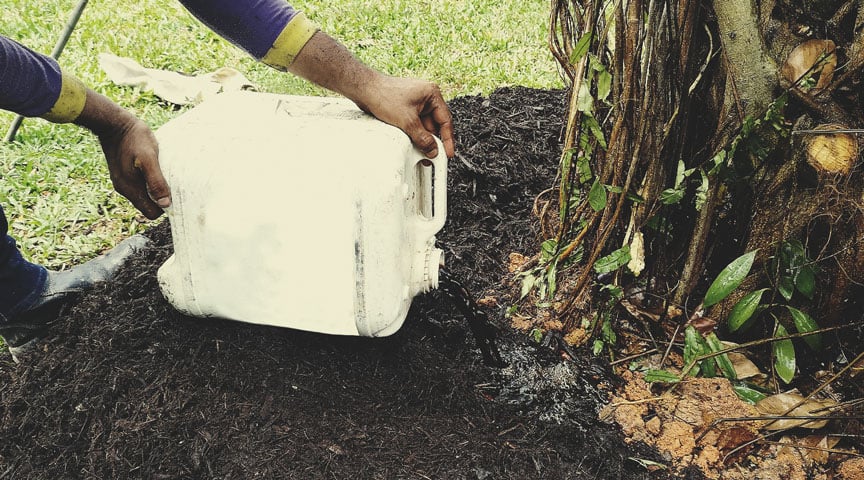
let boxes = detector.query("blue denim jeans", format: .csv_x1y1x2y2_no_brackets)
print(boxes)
0,204,47,321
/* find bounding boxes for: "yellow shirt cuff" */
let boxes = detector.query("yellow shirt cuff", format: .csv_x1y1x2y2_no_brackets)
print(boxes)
261,12,320,71
42,71,87,123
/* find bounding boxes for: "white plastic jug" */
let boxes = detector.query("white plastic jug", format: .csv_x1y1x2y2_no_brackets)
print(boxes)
154,92,446,336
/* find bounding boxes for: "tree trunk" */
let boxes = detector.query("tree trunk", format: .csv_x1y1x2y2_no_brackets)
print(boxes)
546,0,864,339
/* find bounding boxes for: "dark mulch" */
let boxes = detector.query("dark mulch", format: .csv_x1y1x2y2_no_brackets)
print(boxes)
1,87,668,479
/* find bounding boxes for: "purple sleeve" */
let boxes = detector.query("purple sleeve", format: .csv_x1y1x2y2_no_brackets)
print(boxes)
177,0,299,59
0,35,63,117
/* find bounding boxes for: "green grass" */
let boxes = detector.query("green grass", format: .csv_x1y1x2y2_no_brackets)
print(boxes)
1,0,563,268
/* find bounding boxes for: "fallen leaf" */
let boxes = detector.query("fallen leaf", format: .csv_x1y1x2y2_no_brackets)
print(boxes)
327,444,346,455
727,352,763,379
563,328,589,346
781,39,837,91
756,392,836,430
715,426,758,454
665,305,684,319
806,435,840,464
509,314,533,331
688,315,717,334
627,232,645,277
477,296,498,307
720,342,763,379
776,435,840,465
507,252,530,273
621,299,661,322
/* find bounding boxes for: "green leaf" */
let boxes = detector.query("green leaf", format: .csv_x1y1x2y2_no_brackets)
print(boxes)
710,149,727,173
683,326,704,376
559,184,572,221
546,261,558,298
597,68,612,101
601,283,624,301
589,179,607,212
579,127,595,152
562,244,584,267
540,239,558,263
583,115,607,149
697,335,717,377
576,154,592,184
570,32,592,64
674,160,696,187
646,215,672,235
795,266,816,300
694,170,709,211
778,275,795,301
659,187,684,205
592,339,604,356
705,333,737,380
740,115,757,137
520,274,536,299
773,322,796,384
626,192,645,204
784,239,806,262
786,306,822,351
660,160,691,206
644,369,681,384
601,318,616,344
728,289,768,333
559,148,574,185
777,239,816,300
703,251,757,307
577,81,594,113
530,328,544,344
537,275,548,299
732,383,768,405
594,247,631,274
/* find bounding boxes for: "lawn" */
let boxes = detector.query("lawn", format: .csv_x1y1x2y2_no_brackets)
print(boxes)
0,0,563,268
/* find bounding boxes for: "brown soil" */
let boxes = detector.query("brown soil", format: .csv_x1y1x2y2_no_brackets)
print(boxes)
603,368,863,479
0,88,669,479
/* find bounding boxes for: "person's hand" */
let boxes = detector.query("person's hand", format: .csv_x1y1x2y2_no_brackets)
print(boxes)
355,75,455,159
96,117,170,220
286,32,455,158
75,90,171,220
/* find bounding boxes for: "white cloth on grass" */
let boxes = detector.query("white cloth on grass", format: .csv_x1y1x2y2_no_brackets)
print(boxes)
98,53,256,105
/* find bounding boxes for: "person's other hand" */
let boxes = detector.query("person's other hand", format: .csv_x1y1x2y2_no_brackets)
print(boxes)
75,90,171,220
357,75,455,158
96,117,170,220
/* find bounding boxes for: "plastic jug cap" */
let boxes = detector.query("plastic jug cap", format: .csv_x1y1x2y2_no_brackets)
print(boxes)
423,247,444,293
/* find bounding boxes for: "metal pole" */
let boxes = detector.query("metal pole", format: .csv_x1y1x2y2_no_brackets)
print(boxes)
5,0,90,142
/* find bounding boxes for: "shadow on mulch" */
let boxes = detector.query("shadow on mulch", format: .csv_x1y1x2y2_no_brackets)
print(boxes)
1,87,675,479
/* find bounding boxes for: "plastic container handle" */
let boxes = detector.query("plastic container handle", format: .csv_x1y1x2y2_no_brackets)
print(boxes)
414,137,448,241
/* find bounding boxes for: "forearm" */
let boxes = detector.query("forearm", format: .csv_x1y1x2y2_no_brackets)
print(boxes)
73,89,140,138
286,32,384,110
288,32,454,157
176,0,383,107
178,0,454,157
